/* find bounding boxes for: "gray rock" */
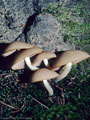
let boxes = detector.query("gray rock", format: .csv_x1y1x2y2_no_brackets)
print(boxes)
28,13,75,51
0,0,75,51
0,0,59,43
0,0,34,43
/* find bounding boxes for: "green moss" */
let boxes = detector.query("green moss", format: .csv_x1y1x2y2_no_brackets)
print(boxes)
44,2,90,46
0,61,90,119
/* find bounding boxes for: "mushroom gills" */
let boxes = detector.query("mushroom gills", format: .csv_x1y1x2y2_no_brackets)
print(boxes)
25,56,38,71
43,80,53,96
55,62,72,83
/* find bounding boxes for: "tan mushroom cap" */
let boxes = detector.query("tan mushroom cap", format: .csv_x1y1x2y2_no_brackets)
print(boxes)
52,50,90,69
32,51,56,65
2,41,33,57
10,47,42,70
29,68,59,83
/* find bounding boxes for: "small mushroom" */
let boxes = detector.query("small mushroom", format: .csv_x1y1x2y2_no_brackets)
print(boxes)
2,41,33,57
51,50,90,82
32,51,56,69
29,68,59,96
27,51,56,95
9,47,42,70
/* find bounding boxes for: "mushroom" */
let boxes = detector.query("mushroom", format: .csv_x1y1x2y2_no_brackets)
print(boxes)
9,47,42,70
51,50,90,82
2,41,33,57
29,68,59,96
28,51,56,95
32,51,56,69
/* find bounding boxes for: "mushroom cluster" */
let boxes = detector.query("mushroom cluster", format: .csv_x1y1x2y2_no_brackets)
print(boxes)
1,41,90,96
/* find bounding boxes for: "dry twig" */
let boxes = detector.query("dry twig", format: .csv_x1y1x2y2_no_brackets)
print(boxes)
11,104,25,113
0,100,18,109
30,95,49,109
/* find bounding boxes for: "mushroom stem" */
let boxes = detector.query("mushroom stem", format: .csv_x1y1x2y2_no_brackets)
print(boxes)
43,59,51,68
43,80,53,96
25,57,38,71
43,59,53,96
55,62,72,83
